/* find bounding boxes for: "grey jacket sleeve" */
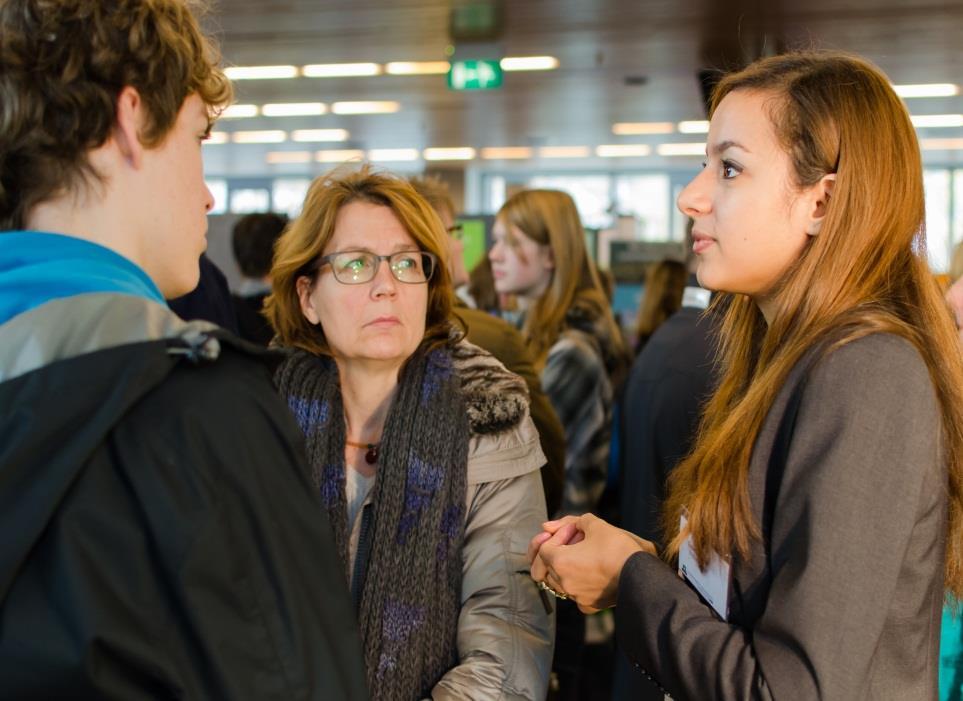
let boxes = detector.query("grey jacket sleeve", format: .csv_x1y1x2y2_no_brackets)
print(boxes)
615,334,944,700
431,417,554,700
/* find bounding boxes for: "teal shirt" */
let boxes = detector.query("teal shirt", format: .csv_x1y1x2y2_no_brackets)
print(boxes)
942,606,963,701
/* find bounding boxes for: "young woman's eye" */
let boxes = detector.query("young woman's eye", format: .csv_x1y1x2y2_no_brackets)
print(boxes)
721,160,741,179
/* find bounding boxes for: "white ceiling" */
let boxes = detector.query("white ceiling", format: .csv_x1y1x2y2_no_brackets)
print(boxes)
200,0,963,176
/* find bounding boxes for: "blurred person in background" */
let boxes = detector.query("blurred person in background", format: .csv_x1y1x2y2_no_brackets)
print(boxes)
231,211,288,345
489,188,628,700
167,253,239,332
409,174,566,514
266,167,553,701
632,259,687,353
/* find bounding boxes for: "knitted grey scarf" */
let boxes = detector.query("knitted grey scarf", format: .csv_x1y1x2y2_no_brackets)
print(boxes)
276,344,470,701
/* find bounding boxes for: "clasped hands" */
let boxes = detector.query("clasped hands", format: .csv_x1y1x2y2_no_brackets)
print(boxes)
526,513,658,614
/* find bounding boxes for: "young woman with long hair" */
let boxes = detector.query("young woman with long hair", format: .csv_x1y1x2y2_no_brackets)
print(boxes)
528,51,963,700
490,189,628,516
490,189,628,699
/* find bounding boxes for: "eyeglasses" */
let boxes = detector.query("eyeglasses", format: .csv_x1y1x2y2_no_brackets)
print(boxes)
316,249,437,285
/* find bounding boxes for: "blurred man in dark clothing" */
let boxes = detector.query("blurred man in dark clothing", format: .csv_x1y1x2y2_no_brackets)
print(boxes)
613,278,718,701
231,212,288,345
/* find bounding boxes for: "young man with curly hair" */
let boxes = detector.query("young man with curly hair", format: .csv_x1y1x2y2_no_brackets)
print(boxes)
0,2,367,698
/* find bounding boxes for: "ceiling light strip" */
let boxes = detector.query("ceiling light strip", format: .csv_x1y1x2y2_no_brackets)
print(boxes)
331,101,401,115
386,61,451,75
500,56,559,72
291,129,350,142
302,63,381,77
656,142,707,156
596,144,652,157
225,65,298,80
424,147,476,161
261,102,327,117
368,148,421,162
612,122,674,135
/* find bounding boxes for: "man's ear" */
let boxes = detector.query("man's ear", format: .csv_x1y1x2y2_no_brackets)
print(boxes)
807,173,836,237
296,275,320,324
113,86,146,169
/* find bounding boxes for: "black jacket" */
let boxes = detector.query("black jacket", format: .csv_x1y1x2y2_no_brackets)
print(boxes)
0,294,368,700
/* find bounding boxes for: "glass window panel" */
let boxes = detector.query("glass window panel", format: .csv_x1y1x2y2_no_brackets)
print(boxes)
528,175,612,229
272,178,312,218
615,174,671,241
230,188,271,215
924,169,951,273
486,175,506,214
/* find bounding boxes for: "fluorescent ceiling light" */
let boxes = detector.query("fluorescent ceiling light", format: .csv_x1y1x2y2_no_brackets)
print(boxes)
261,102,327,117
266,151,313,164
386,61,450,75
203,132,229,145
894,83,960,98
424,147,476,161
316,149,366,163
481,147,534,160
911,114,963,128
292,129,350,142
222,104,259,119
596,144,652,157
612,122,674,135
332,101,401,115
232,130,287,144
500,56,559,71
302,63,381,77
538,146,590,158
368,148,421,161
920,138,963,150
225,65,298,80
678,120,710,134
657,142,707,156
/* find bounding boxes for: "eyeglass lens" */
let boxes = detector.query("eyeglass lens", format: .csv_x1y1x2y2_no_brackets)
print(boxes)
329,251,434,284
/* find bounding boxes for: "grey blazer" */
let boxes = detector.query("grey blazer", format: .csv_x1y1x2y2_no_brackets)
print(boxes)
615,333,946,700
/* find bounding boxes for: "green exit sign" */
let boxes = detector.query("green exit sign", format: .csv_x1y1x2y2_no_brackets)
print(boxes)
447,59,503,90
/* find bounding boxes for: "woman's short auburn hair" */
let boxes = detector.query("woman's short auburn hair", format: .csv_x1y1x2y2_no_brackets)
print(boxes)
265,165,460,357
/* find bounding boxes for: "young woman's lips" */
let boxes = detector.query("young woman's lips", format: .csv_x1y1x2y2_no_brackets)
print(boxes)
692,232,715,254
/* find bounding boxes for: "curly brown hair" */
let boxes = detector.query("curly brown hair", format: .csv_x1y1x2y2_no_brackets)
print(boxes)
0,0,232,229
265,165,461,358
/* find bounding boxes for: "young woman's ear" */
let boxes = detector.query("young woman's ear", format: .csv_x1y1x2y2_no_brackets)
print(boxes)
296,276,320,325
807,173,836,237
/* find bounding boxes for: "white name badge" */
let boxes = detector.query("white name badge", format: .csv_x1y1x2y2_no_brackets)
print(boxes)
678,515,731,621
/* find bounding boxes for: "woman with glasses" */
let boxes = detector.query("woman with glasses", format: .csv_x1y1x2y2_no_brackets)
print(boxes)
265,166,552,701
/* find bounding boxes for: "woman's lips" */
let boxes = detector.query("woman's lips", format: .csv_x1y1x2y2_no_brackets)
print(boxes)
692,232,715,254
366,316,400,327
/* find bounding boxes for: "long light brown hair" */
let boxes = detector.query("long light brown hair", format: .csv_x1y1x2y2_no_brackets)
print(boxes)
663,51,963,600
634,259,687,350
496,189,625,369
265,165,459,357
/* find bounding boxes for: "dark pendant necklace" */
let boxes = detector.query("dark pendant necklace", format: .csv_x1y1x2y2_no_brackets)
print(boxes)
346,439,380,465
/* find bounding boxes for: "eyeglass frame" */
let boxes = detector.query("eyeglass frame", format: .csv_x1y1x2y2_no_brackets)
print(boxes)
310,249,438,285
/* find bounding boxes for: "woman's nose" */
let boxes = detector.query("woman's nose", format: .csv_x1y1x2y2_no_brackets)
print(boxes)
677,169,712,219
